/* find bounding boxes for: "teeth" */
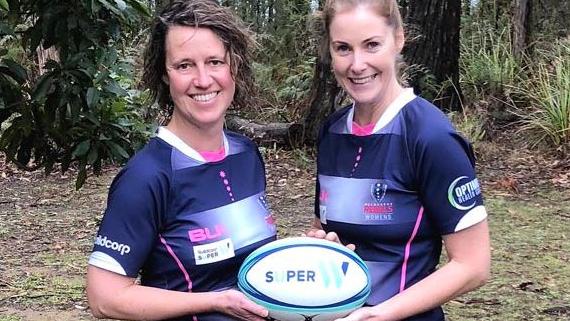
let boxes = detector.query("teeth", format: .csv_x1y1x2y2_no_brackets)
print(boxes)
350,74,376,84
192,92,218,102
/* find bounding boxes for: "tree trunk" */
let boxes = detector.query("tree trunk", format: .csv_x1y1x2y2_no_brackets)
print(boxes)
403,0,463,111
511,0,531,59
302,56,340,145
36,45,59,75
225,115,302,147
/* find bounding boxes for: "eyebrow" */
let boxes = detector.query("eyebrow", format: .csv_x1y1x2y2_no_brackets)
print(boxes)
332,35,385,44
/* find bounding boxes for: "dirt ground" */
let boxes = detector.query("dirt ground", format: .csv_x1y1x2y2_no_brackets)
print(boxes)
0,141,569,321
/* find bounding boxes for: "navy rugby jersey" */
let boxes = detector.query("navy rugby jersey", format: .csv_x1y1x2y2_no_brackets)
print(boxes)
89,127,277,321
315,89,487,321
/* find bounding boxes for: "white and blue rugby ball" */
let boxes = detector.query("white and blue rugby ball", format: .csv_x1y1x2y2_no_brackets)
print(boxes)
238,237,371,321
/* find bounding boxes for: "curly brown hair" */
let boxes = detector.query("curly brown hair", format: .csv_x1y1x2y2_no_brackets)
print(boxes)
143,0,256,120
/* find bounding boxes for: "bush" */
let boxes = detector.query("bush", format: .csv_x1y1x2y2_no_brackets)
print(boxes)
460,23,523,105
513,39,570,154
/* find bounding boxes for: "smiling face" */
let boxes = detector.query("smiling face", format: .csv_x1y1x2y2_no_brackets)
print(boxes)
329,5,404,112
164,25,235,132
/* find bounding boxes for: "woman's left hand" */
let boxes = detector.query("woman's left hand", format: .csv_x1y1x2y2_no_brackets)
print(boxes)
334,306,383,321
305,229,356,251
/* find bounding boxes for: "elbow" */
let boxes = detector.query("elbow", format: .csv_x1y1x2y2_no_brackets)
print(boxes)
470,263,490,290
87,296,109,319
87,287,114,319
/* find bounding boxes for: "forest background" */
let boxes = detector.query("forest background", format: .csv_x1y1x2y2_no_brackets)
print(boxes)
0,0,569,320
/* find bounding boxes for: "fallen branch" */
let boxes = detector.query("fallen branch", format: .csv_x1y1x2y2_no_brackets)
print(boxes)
225,115,304,148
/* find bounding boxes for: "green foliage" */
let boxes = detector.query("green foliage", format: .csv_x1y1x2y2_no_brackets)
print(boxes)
0,0,8,11
513,39,570,153
401,63,440,102
448,109,487,145
460,22,523,102
228,0,316,121
253,57,315,122
0,0,152,188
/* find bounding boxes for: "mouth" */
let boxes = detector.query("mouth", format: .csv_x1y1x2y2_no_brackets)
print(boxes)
190,91,219,102
349,74,378,84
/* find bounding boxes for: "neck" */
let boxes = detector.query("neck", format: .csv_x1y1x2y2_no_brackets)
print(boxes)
354,81,404,126
166,115,224,152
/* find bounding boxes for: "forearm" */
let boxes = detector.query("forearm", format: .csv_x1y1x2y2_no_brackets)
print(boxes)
374,258,489,320
87,265,222,320
89,281,218,320
369,221,490,321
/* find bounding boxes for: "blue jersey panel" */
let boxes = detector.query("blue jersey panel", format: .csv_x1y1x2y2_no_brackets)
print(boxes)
316,97,485,321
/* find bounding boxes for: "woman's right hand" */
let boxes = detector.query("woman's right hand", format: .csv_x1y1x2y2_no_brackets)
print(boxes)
215,289,269,321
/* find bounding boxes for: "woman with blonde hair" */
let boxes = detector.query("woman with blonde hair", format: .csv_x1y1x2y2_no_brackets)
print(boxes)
307,1,490,320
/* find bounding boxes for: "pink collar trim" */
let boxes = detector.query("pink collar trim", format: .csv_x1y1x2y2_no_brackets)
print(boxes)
352,122,375,136
199,147,226,162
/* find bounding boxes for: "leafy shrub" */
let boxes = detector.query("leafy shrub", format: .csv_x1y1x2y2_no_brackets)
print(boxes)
0,0,152,188
460,23,523,103
513,39,570,153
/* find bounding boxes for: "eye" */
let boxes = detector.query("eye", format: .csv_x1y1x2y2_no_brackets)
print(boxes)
209,59,226,66
176,62,192,70
334,44,351,56
366,41,381,51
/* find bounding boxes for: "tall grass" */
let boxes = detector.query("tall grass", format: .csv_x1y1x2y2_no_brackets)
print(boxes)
460,23,523,102
514,39,570,152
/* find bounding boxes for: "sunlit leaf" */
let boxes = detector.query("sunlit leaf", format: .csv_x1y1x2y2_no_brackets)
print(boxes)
114,0,127,11
98,0,123,17
0,0,9,11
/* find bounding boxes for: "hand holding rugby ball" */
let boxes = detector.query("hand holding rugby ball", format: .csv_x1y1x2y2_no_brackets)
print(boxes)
238,237,371,321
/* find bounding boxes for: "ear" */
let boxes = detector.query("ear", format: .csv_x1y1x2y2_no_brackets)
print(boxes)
395,28,405,52
162,74,169,85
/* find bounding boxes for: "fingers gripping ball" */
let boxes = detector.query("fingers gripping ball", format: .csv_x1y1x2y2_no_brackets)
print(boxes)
238,237,371,321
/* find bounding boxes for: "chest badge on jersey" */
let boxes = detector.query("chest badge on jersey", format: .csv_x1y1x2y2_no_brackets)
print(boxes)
193,238,236,265
363,182,394,221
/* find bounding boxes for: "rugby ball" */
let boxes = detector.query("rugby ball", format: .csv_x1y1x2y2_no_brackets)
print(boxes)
238,237,371,321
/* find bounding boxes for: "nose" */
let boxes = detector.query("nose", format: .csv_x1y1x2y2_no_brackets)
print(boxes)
350,50,366,74
192,65,214,88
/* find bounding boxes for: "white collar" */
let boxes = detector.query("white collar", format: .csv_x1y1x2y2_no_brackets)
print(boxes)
346,88,416,134
155,127,229,162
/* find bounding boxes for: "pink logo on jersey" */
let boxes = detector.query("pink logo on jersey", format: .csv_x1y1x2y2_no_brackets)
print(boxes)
363,182,394,221
319,190,329,203
188,224,226,243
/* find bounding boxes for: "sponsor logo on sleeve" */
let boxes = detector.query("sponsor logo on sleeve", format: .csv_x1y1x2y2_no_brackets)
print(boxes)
94,235,131,255
448,176,482,210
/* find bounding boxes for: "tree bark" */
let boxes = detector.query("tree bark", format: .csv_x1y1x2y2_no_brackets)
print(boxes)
36,45,59,75
225,115,303,147
403,0,463,111
511,0,531,59
302,56,340,145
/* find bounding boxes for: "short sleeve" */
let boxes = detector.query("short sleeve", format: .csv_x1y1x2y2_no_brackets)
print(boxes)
88,161,170,277
414,125,487,235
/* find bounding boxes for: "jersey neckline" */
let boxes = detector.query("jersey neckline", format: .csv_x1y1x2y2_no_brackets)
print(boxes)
155,127,229,163
346,88,416,135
